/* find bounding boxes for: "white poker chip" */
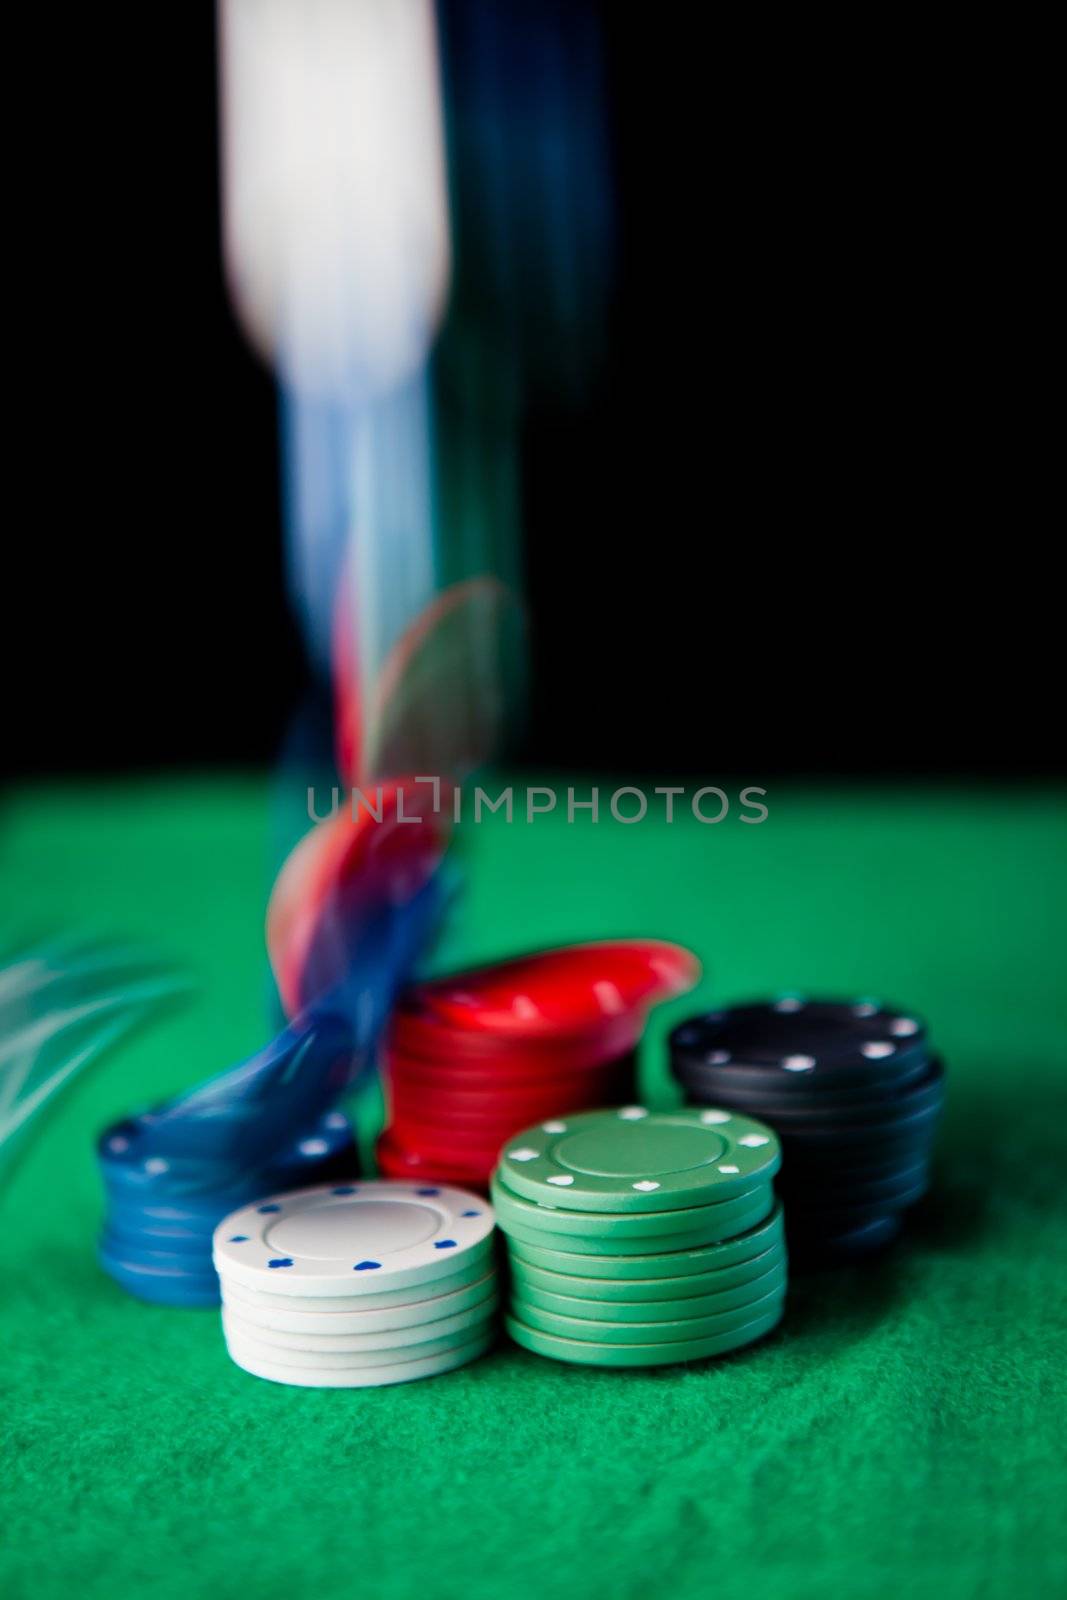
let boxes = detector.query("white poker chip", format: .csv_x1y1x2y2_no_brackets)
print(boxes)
217,1251,492,1316
212,1181,496,1297
221,1291,498,1353
224,1321,496,1371
223,1329,495,1388
221,1270,498,1335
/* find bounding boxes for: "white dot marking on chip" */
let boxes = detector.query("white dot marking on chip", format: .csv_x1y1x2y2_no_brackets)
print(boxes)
709,1050,731,1065
145,1157,169,1175
632,1181,661,1192
783,1055,816,1072
618,1106,649,1120
718,1165,740,1174
700,1110,731,1124
507,1148,540,1162
738,1134,770,1147
546,1175,575,1186
108,1136,130,1153
891,1017,919,1036
593,980,625,1016
862,1042,894,1060
541,1121,567,1133
774,997,805,1013
298,1138,329,1157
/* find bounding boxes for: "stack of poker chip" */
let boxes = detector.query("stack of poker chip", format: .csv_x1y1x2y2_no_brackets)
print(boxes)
669,998,946,1261
491,1106,786,1368
378,994,637,1189
212,1180,499,1387
98,1109,359,1307
377,940,700,1189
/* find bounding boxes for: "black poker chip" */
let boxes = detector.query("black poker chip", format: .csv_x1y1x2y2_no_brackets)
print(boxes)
791,1213,903,1263
668,996,945,1264
670,998,929,1082
671,1058,946,1127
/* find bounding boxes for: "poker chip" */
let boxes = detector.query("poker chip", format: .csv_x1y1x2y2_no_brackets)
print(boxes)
505,1304,784,1369
506,1201,785,1279
224,1330,495,1389
489,1174,775,1240
669,999,929,1082
213,1179,500,1387
377,940,699,1189
493,1107,786,1368
669,997,946,1260
97,1108,361,1306
221,1270,497,1333
497,1106,780,1212
514,1258,787,1322
510,1281,785,1345
497,1195,774,1256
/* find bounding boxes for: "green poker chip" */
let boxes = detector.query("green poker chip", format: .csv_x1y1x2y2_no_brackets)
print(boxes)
490,1170,771,1240
495,1187,774,1256
505,1302,785,1368
507,1239,787,1302
505,1198,784,1273
512,1258,786,1323
498,1106,780,1212
509,1282,785,1345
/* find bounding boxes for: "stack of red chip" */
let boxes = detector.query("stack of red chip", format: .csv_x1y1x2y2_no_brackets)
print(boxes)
377,940,700,1188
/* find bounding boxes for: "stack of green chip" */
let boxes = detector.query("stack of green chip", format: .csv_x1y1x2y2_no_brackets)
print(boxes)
491,1106,786,1368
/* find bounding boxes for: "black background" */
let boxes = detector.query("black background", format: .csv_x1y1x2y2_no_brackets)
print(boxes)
8,4,1057,782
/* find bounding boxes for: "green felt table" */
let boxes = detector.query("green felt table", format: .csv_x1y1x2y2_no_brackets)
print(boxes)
2,778,1066,1600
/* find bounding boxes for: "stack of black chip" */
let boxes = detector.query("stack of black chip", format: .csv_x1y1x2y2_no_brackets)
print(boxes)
668,998,945,1262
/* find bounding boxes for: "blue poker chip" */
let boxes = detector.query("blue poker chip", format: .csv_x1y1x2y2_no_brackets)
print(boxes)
98,1108,361,1304
98,1244,221,1308
103,1217,212,1257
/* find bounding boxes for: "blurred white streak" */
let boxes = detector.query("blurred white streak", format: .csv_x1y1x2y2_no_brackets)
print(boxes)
218,0,451,399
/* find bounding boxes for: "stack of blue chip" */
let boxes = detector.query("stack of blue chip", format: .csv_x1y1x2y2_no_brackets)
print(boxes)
98,1105,360,1307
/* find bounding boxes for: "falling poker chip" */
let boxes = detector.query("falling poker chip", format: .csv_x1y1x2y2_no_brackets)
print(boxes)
498,1106,780,1212
212,1181,496,1297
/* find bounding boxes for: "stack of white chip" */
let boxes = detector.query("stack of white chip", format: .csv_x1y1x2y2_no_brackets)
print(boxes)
212,1180,498,1387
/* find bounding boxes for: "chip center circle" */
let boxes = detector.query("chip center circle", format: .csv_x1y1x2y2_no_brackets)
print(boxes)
265,1200,440,1260
554,1123,728,1179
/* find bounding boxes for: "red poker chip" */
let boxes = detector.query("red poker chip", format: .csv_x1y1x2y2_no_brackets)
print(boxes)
387,1061,632,1109
267,780,449,1017
412,940,700,1039
389,1001,643,1071
387,1117,507,1163
385,1045,637,1093
375,1129,490,1188
387,1070,630,1122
